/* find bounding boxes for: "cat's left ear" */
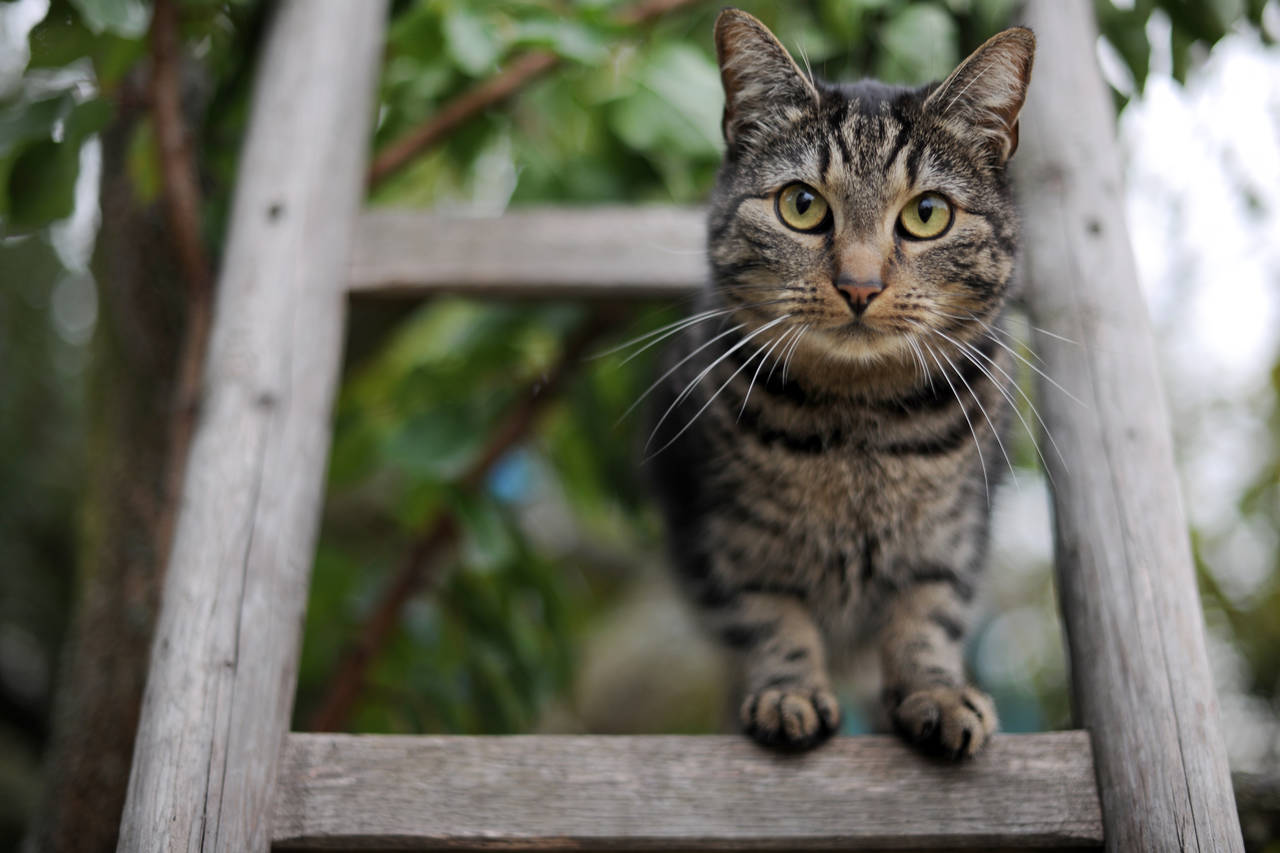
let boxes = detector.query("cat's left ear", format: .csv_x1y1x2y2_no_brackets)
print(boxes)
715,9,820,150
923,27,1035,163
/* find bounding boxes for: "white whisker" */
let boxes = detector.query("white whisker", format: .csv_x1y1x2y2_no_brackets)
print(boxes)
619,322,747,424
592,298,789,363
928,332,1020,491
1030,325,1081,346
930,325,1067,479
644,340,769,463
904,333,932,387
645,314,792,453
920,338,990,505
780,324,809,384
971,317,1085,408
591,307,734,361
739,327,794,420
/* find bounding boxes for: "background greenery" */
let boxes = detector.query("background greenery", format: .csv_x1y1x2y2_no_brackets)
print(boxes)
1,0,1277,849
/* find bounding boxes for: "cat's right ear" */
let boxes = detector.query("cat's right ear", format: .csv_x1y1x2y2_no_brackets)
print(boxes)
715,9,819,150
923,27,1035,163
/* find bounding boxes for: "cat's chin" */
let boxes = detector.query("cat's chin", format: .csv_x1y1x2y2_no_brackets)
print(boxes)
816,322,911,365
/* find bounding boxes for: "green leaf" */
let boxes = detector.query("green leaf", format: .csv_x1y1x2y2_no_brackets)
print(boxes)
125,117,162,203
26,9,97,69
442,7,502,76
26,4,146,86
972,0,1019,36
386,408,487,481
6,139,79,228
0,94,75,157
453,491,517,573
877,5,960,83
3,96,106,227
513,17,609,65
62,95,109,140
609,43,722,160
68,0,149,38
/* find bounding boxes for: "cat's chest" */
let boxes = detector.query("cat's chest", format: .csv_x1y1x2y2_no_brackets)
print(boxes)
721,400,966,523
746,439,944,536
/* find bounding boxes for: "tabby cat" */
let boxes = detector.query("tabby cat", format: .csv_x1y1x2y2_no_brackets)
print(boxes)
648,9,1035,757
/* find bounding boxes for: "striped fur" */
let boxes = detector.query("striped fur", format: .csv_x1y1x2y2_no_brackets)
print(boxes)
650,10,1034,756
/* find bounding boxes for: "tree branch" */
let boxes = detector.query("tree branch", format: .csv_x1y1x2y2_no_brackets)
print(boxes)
367,0,704,189
368,51,557,188
307,309,620,732
149,0,214,562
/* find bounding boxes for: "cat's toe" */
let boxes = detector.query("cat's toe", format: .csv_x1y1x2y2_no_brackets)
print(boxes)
741,686,840,751
891,685,997,759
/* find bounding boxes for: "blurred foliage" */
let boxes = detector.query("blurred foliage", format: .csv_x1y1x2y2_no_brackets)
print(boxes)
0,0,1278,846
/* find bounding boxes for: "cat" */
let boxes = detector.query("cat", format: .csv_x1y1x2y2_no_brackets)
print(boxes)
648,9,1035,758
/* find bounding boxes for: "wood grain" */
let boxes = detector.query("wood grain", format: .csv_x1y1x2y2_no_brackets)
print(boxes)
349,207,706,299
272,732,1103,850
1012,1,1243,851
115,2,387,850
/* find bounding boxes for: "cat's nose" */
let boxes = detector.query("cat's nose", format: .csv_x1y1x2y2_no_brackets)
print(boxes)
835,276,884,315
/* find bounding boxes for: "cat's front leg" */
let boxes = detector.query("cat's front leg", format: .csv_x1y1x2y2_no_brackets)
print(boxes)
710,591,840,750
878,570,997,759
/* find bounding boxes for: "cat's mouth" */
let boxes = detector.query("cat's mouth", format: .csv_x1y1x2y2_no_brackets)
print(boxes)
835,318,882,339
810,314,919,365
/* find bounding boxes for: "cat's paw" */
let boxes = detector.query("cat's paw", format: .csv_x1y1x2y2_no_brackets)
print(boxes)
740,685,840,751
890,685,997,759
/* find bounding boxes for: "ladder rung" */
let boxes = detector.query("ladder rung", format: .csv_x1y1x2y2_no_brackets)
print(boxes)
349,207,705,299
272,731,1102,850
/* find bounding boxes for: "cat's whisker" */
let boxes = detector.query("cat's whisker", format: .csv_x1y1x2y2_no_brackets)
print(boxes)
739,327,795,420
765,325,801,385
646,314,792,452
935,309,1032,357
593,307,738,361
934,313,1076,472
669,314,792,413
929,326,1067,480
596,298,790,364
619,321,748,424
924,331,1020,492
942,328,1069,465
919,338,991,505
644,332,774,464
1029,325,1081,347
971,319,1085,408
904,333,933,388
781,324,810,385
942,309,1052,372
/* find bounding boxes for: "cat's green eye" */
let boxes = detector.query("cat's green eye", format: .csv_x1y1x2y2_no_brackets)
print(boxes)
898,192,953,240
776,183,830,232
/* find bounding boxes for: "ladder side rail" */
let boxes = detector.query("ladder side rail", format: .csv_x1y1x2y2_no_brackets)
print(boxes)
117,2,388,849
1012,1,1242,850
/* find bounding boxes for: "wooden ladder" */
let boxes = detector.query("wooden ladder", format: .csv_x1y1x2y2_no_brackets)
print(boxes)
115,1,1244,850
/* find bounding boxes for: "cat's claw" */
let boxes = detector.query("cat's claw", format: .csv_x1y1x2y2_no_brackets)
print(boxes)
741,685,840,751
891,685,997,759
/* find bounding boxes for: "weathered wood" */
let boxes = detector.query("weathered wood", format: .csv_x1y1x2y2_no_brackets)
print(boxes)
116,2,387,850
272,732,1103,850
1012,2,1243,851
349,207,706,298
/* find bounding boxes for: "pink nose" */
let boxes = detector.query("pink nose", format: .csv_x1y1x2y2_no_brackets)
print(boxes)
836,278,884,315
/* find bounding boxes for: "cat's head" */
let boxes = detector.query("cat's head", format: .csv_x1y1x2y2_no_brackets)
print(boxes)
707,9,1034,369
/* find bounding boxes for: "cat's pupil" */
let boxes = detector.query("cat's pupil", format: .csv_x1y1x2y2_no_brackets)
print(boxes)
918,198,935,222
795,191,813,214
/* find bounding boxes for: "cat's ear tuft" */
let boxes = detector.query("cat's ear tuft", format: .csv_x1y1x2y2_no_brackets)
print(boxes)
924,27,1035,163
714,8,819,150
